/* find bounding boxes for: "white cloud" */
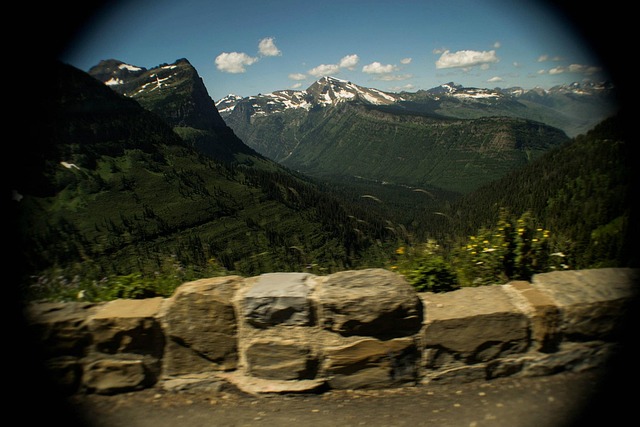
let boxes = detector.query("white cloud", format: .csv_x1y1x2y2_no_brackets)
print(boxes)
543,64,601,76
362,62,399,74
215,52,258,73
258,37,281,57
493,41,501,49
568,64,601,74
487,76,503,82
288,73,307,81
308,63,341,77
538,54,563,62
435,49,499,69
339,54,360,70
390,83,415,91
401,57,412,64
375,73,413,81
291,83,303,89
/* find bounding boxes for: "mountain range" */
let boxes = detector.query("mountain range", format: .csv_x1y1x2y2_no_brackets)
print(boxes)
13,56,630,302
219,76,585,194
217,77,617,138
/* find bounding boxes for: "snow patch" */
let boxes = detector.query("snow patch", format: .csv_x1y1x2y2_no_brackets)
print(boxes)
118,63,143,72
105,77,123,86
60,161,80,170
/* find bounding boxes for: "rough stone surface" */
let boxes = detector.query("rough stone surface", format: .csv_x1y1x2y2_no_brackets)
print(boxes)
245,340,317,380
82,356,148,394
161,276,242,375
324,337,419,389
532,268,638,341
24,302,101,357
45,356,83,394
89,297,165,357
242,273,314,327
505,281,562,352
420,286,530,368
317,268,423,338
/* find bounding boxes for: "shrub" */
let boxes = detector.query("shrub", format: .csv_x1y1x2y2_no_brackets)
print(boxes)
406,255,459,292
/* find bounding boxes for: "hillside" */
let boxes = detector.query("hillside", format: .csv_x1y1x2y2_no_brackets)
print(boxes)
431,113,635,270
13,62,400,301
226,98,568,194
221,77,587,195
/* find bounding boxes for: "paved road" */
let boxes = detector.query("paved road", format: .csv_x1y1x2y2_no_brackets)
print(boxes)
21,365,634,427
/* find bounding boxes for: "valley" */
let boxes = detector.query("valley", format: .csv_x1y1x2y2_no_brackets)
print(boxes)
12,57,631,302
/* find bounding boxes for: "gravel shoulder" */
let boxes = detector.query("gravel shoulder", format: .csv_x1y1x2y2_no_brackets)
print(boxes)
24,366,634,427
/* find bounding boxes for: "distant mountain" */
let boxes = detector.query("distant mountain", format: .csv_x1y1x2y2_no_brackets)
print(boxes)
222,77,570,194
89,58,257,163
217,78,617,138
402,81,618,137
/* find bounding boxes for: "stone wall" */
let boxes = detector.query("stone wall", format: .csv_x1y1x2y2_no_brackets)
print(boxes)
24,267,638,395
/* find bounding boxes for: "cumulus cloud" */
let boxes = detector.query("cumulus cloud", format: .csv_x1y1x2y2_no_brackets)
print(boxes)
362,62,399,74
215,52,258,73
544,64,601,75
258,37,282,57
435,49,499,69
288,73,307,81
401,57,412,64
487,76,503,83
308,54,359,77
339,54,360,70
308,63,341,77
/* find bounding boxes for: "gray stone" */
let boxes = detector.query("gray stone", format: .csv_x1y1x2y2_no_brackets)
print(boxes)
245,340,317,380
24,302,101,358
532,268,638,341
89,297,165,357
161,276,242,375
421,286,530,367
424,364,487,384
242,273,314,328
324,337,419,389
82,356,148,394
505,281,561,352
317,268,423,338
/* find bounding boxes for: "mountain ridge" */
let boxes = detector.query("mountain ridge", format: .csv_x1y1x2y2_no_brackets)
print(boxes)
217,76,617,138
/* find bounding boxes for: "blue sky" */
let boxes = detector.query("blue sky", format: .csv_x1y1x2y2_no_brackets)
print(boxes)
61,0,609,101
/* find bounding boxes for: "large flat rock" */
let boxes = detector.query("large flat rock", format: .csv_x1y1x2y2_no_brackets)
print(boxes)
421,286,529,366
531,268,638,340
316,268,423,338
242,273,314,328
161,276,243,374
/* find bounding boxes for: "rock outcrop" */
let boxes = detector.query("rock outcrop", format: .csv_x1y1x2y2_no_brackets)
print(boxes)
23,267,638,395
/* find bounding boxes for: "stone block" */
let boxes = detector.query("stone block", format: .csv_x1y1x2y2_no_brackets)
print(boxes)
421,286,530,367
89,297,165,357
161,276,242,374
82,356,150,394
242,272,314,328
532,268,638,341
245,340,317,380
317,268,423,338
24,302,100,358
324,337,419,389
